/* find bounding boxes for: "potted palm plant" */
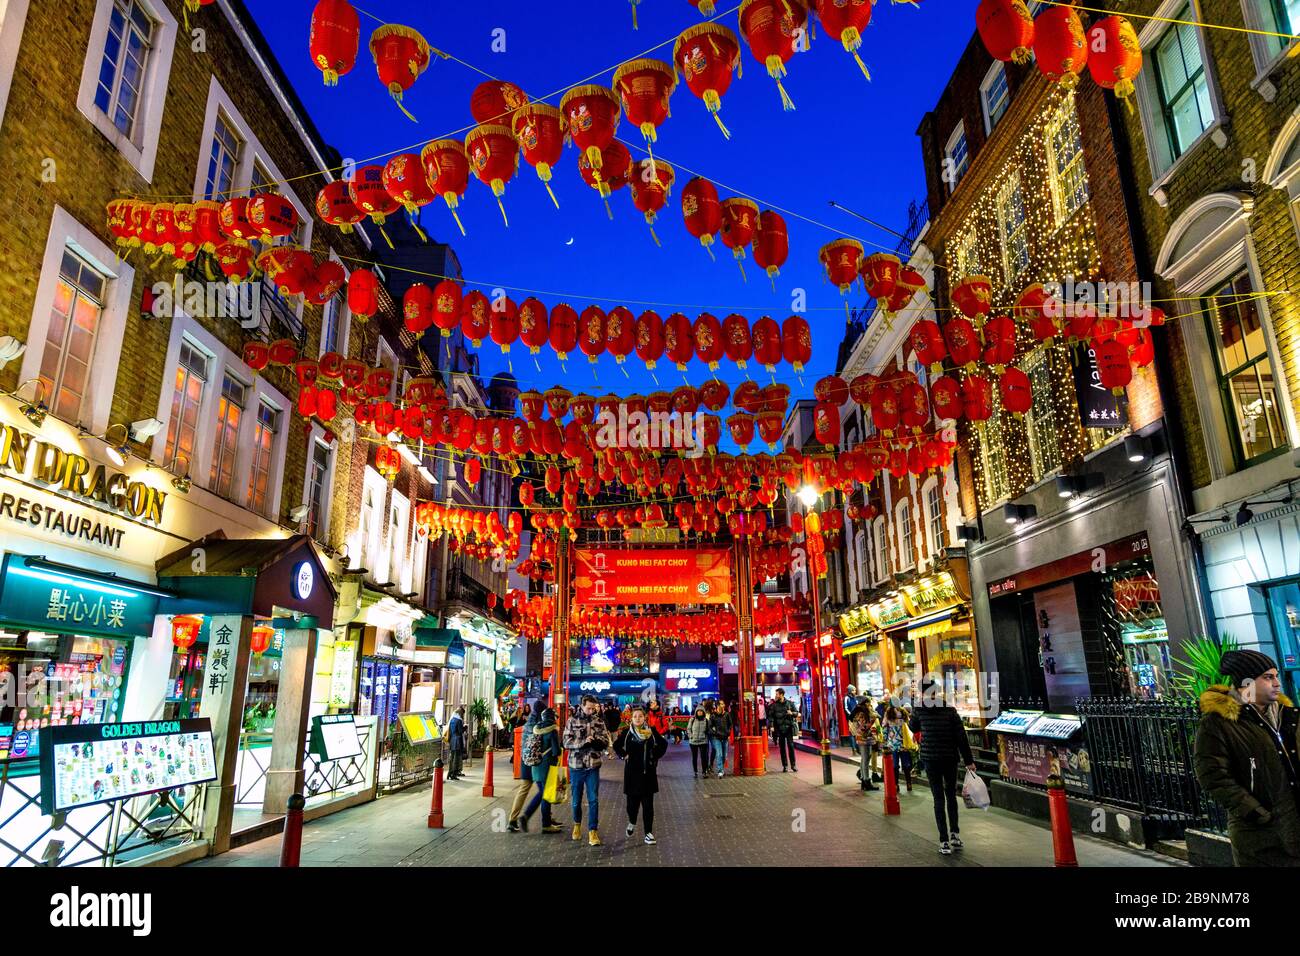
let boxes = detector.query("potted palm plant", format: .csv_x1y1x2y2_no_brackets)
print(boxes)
469,697,491,756
1171,634,1240,700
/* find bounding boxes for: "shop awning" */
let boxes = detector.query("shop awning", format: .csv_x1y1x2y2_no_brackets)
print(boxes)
907,608,954,639
410,622,466,669
495,674,516,697
841,634,874,655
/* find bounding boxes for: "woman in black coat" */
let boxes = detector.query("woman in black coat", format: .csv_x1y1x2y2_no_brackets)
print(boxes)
614,704,669,845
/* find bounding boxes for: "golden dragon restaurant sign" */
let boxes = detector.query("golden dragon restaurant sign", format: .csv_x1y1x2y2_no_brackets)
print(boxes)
0,422,168,551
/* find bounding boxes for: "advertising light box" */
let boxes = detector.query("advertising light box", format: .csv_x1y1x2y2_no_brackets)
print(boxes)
397,712,441,746
39,718,217,814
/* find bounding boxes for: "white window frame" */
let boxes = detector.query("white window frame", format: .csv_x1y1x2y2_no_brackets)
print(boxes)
354,466,389,578
75,0,176,182
872,516,891,585
896,498,915,572
0,0,31,132
389,489,411,592
980,61,1010,135
996,172,1030,284
1133,0,1228,194
1046,98,1090,228
944,122,971,195
209,369,249,499
20,206,135,436
1241,0,1300,85
951,228,979,282
1023,349,1062,481
922,476,943,559
318,250,351,358
302,423,337,541
150,313,291,514
161,336,212,476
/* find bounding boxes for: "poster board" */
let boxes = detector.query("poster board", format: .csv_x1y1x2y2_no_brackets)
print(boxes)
309,714,364,762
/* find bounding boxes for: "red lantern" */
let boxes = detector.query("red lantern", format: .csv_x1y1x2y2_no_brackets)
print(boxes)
1130,327,1155,368
716,313,752,368
700,379,730,412
490,296,520,354
999,367,1033,416
756,410,784,449
550,303,579,361
348,164,400,227
869,383,900,436
461,290,491,347
172,615,202,651
382,151,436,220
820,238,863,294
433,279,463,337
634,310,665,368
216,242,254,283
511,103,566,208
402,283,435,335
848,373,877,407
519,297,549,353
681,177,723,259
752,210,789,287
578,142,633,213
753,316,783,371
813,0,874,79
814,401,840,447
952,275,994,321
930,375,962,421
1095,338,1132,395
251,625,275,656
665,312,695,370
982,315,1018,371
369,23,431,120
218,197,258,241
420,139,471,236
613,57,676,146
316,180,364,234
900,381,931,433
726,413,755,450
561,84,622,173
693,312,725,369
962,374,994,423
243,341,270,374
1033,4,1088,88
465,124,520,226
885,266,926,317
943,317,982,370
781,315,812,372
577,306,607,364
471,79,528,125
738,0,806,111
1016,283,1058,343
605,306,635,363
310,0,360,85
1087,15,1143,102
814,375,849,406
860,252,900,301
464,458,482,487
976,0,1035,64
719,197,759,277
628,160,675,243
909,319,947,372
673,22,742,138
305,260,345,307
246,192,299,240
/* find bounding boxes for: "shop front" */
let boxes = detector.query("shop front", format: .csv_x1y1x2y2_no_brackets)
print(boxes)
660,662,719,712
567,676,657,707
719,652,796,707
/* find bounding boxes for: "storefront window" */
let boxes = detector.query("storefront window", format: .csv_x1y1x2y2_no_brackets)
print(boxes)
1264,581,1300,699
1103,557,1170,699
922,622,980,719
853,646,886,700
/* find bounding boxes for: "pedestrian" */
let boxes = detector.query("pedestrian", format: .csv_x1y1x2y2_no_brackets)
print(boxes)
850,703,881,791
512,707,564,833
507,707,539,830
707,699,732,778
614,704,669,845
844,685,860,755
686,704,710,778
446,706,467,780
881,705,915,792
563,695,611,846
647,699,670,737
768,688,799,772
909,680,976,855
602,700,621,758
756,692,767,734
1194,649,1300,866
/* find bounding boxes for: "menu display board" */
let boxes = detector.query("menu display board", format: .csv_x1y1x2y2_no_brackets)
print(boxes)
39,719,217,813
309,714,363,762
1025,713,1084,740
397,712,441,746
985,710,1041,734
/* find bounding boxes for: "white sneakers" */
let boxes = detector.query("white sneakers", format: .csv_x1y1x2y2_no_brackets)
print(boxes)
939,841,952,855
644,833,656,845
626,823,636,837
949,834,964,850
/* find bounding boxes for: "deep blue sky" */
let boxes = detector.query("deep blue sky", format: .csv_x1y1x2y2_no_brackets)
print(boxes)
254,0,975,397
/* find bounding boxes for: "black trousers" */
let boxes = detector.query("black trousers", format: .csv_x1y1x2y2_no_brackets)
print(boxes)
627,792,655,833
447,748,464,778
775,731,798,768
689,743,709,773
924,759,960,842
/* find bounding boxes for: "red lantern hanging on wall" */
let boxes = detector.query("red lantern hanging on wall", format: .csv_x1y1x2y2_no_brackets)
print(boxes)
813,0,874,80
673,22,742,138
511,103,566,209
1087,15,1143,102
172,615,202,651
613,57,676,148
250,625,275,656
310,0,361,85
1033,4,1088,88
561,84,622,172
465,124,520,227
719,197,759,280
739,0,806,111
369,24,431,120
550,303,579,361
976,0,1035,64
420,139,471,236
999,367,1033,416
681,177,723,260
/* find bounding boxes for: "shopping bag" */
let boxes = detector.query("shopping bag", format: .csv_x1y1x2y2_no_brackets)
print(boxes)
542,764,559,802
962,769,990,810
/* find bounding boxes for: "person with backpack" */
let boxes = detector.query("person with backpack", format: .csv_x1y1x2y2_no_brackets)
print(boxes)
507,707,540,829
881,705,915,792
707,699,733,778
614,704,669,845
563,694,611,846
686,705,710,778
513,707,562,833
850,703,881,791
768,688,799,772
909,680,976,855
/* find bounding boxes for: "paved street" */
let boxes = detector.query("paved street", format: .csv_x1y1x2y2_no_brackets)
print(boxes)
190,742,1178,867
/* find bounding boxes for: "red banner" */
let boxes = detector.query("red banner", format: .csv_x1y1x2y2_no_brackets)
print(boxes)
573,548,732,607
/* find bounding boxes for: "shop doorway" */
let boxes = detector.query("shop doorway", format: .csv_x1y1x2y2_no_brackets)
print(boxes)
1264,580,1300,699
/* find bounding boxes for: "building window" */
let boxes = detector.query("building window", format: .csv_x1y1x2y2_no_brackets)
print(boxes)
93,0,153,137
203,111,242,201
247,400,280,515
979,403,1011,507
163,339,209,474
952,229,980,281
1024,350,1062,478
1253,0,1300,62
1152,9,1215,163
926,482,944,557
874,518,892,583
996,173,1030,282
981,61,1010,133
305,438,332,539
1204,271,1285,466
944,123,970,194
210,373,246,497
897,500,914,570
1046,100,1089,226
321,294,343,355
39,249,106,424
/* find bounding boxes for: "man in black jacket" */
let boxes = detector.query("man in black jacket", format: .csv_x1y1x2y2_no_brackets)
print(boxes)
768,688,799,772
909,681,976,855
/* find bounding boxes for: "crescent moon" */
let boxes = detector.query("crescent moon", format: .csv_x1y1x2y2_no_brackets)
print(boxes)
565,238,575,246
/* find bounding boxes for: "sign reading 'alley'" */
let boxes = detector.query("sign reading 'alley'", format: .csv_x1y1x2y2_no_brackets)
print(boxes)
573,548,732,607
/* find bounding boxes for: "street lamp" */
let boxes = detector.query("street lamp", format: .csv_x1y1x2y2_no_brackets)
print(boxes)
798,484,834,785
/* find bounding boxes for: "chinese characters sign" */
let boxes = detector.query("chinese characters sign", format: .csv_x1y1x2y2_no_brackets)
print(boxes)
573,548,732,606
0,556,158,637
1072,346,1129,429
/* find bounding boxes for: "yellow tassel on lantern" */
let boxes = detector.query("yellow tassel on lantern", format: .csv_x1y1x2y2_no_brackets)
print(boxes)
702,90,730,139
388,85,418,122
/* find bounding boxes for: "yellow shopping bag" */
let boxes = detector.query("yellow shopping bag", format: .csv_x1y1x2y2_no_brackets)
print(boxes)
543,764,560,803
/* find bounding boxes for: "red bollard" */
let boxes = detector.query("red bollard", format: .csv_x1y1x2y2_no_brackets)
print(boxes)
279,793,305,867
482,745,495,797
882,750,901,815
427,759,445,828
1047,777,1078,867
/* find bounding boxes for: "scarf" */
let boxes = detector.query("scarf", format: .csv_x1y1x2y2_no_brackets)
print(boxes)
629,722,652,741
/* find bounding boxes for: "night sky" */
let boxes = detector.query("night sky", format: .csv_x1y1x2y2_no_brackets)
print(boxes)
253,0,974,398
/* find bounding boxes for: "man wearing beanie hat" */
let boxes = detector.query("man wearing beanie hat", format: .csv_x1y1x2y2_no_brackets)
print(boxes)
1194,648,1300,866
